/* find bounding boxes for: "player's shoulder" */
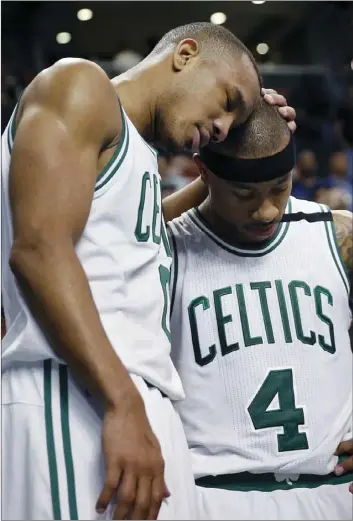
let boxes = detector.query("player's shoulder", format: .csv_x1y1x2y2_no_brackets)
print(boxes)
18,58,121,144
332,209,353,222
332,210,353,243
27,58,113,99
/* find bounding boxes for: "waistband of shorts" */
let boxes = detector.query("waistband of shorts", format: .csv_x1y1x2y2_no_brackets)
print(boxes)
195,457,353,492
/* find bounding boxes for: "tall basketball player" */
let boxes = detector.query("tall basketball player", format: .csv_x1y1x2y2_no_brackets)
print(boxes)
168,100,353,519
1,22,296,521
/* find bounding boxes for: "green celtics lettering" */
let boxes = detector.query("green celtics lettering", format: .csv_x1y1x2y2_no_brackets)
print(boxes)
188,279,336,367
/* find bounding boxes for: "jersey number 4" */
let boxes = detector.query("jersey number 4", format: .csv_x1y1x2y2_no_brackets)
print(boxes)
248,369,309,452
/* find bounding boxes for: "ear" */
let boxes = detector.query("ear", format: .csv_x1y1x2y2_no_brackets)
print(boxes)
193,154,209,185
173,39,199,71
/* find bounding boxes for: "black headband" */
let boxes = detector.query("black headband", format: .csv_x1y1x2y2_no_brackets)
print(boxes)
199,134,296,183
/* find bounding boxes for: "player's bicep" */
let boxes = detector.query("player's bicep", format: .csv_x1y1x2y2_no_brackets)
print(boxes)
10,105,99,248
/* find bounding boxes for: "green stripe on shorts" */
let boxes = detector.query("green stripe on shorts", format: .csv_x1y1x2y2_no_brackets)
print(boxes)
59,365,79,519
44,360,79,519
44,359,62,519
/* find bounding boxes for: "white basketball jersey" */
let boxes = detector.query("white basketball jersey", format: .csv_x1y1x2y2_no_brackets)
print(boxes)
168,197,352,478
1,103,184,400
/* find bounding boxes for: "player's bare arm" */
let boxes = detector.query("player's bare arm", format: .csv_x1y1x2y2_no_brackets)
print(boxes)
332,210,353,287
9,59,167,519
162,88,297,222
333,210,353,491
333,210,353,349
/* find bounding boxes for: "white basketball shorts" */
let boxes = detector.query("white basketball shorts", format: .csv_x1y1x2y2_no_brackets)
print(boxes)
2,360,199,520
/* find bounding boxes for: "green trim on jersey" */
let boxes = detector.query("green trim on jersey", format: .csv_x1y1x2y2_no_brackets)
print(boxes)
187,199,292,258
59,365,79,520
169,232,179,315
142,138,158,158
7,99,21,154
196,457,353,492
44,360,62,520
95,105,129,192
44,360,79,520
319,204,350,296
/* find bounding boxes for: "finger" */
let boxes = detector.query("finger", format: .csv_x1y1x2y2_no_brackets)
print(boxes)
334,456,353,476
261,88,277,96
335,440,353,455
163,484,171,498
96,467,121,514
263,93,287,107
147,475,166,520
114,470,137,520
130,476,152,520
287,121,297,134
278,106,296,121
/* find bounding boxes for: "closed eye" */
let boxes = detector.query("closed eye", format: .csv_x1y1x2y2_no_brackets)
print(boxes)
272,184,289,195
231,190,254,201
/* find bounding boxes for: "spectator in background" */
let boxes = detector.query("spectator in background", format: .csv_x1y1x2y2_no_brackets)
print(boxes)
168,154,199,183
316,151,352,210
336,85,353,149
160,153,197,196
336,84,353,182
315,185,352,210
112,49,143,74
291,149,321,200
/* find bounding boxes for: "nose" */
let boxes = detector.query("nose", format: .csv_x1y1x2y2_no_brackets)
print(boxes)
252,199,279,222
212,116,233,143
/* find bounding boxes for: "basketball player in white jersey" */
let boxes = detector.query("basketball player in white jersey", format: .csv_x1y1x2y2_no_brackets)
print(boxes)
168,100,353,519
1,21,296,520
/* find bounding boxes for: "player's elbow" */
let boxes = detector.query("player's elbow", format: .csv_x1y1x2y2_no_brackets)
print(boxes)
9,232,71,281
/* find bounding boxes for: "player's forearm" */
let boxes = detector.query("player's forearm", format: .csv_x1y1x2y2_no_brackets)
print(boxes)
10,242,138,408
162,176,207,222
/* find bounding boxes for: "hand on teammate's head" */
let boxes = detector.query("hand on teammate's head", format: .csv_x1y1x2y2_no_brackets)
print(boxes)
261,88,297,133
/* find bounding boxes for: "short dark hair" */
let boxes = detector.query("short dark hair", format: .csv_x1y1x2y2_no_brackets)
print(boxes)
151,22,260,81
215,99,290,159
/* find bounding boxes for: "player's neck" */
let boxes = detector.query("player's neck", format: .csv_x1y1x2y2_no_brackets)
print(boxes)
111,58,165,143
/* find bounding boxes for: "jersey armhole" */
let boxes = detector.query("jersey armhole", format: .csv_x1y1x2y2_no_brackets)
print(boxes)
319,203,350,296
167,223,185,318
6,96,22,154
94,102,129,197
169,232,178,316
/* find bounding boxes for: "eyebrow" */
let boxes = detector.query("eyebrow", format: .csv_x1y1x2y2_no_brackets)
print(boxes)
232,174,289,190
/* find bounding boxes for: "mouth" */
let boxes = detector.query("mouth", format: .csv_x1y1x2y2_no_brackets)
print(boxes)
244,223,279,240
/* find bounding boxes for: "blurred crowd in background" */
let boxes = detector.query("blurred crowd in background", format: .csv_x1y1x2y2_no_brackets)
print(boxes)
2,1,353,210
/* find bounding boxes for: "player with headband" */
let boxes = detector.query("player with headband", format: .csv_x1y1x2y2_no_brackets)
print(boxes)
168,99,353,520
